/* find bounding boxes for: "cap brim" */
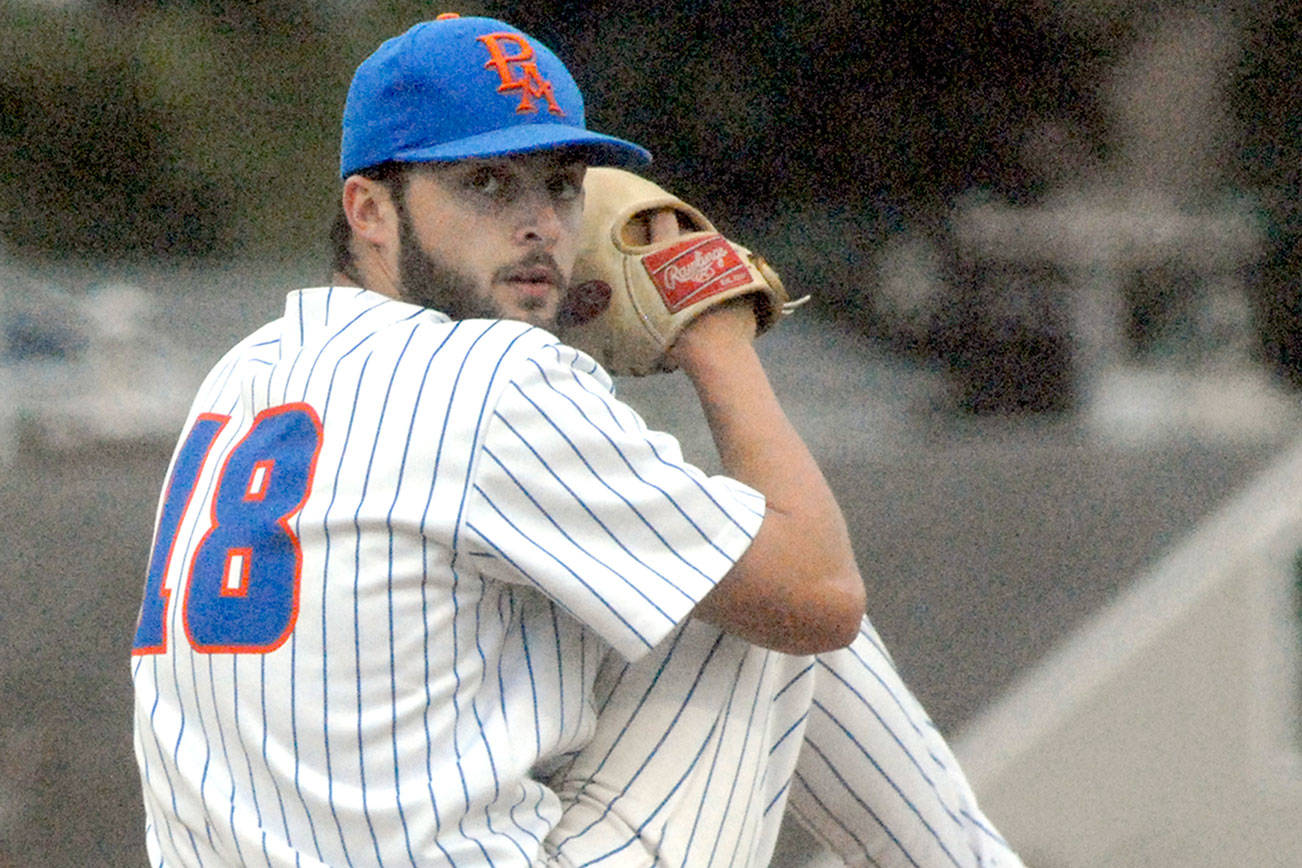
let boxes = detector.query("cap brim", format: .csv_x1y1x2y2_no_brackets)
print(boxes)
389,123,651,169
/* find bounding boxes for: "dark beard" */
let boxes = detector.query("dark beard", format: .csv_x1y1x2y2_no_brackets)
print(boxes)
396,208,501,321
395,207,561,330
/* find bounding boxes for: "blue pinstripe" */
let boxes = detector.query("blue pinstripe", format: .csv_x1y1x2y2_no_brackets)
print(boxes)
189,660,217,855
679,646,758,866
480,437,684,621
799,772,891,867
522,359,750,554
555,627,728,852
708,654,776,868
342,350,389,865
816,657,971,835
231,660,271,867
442,321,536,865
487,392,728,588
418,553,458,868
287,627,325,863
489,403,708,607
261,656,295,858
408,332,465,867
540,360,766,536
316,348,369,868
963,807,1014,851
761,668,814,822
528,351,767,535
311,290,359,864
811,696,964,867
467,499,655,649
380,326,425,865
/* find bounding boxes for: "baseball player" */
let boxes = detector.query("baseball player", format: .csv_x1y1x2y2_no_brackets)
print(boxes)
131,14,1023,867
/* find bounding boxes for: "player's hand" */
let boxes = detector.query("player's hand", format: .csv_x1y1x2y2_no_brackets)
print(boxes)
620,207,680,246
623,207,760,371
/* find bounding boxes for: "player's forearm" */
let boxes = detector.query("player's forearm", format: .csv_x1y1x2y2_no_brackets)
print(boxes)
674,313,866,653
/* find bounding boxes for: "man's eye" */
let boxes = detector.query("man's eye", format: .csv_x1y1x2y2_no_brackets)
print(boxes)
467,168,506,196
549,172,583,201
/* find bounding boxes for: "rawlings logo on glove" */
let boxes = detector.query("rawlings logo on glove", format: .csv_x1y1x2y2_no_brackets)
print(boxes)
558,168,805,376
646,237,749,311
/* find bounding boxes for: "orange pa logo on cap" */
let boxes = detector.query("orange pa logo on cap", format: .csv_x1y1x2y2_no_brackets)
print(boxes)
478,32,565,116
339,15,649,175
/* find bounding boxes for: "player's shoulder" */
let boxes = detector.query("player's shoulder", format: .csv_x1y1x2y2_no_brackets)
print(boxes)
281,287,533,355
200,316,284,379
468,319,614,391
276,286,615,393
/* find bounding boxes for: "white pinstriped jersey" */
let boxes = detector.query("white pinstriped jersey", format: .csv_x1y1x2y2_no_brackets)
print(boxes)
131,285,765,866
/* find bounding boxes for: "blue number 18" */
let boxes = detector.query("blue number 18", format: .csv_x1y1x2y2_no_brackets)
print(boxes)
132,403,322,655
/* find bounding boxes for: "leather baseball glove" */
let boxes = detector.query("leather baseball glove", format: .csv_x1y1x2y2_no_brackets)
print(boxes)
557,168,805,376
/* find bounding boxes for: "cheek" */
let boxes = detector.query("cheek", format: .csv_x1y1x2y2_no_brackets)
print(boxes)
556,210,583,273
417,219,492,276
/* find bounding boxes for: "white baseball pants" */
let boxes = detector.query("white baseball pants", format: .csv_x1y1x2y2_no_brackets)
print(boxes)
543,617,1023,867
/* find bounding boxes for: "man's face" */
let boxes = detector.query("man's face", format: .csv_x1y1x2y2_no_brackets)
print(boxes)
393,153,586,330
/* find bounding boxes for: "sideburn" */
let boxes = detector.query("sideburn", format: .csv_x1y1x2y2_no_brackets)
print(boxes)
394,199,499,321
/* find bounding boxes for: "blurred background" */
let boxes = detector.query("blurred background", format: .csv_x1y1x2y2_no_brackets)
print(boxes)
1,0,1300,865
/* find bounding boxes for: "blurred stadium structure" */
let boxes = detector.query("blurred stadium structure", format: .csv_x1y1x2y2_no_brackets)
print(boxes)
2,1,1302,866
955,437,1302,867
0,254,201,459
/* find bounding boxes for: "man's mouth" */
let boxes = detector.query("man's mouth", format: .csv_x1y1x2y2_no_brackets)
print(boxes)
499,260,564,302
508,268,558,291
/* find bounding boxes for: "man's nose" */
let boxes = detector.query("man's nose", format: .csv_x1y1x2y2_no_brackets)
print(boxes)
515,186,563,247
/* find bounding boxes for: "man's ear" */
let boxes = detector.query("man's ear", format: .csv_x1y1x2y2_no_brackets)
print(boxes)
341,175,399,250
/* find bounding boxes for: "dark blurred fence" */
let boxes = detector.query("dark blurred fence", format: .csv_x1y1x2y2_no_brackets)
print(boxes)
4,1,1298,380
2,1,1108,268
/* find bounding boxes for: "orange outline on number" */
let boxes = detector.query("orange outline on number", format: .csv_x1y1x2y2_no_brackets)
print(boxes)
181,402,322,655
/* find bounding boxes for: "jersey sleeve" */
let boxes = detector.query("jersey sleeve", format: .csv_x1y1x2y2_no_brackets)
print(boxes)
460,341,766,662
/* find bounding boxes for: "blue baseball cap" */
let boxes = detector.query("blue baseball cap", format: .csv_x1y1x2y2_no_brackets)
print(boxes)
340,14,651,177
